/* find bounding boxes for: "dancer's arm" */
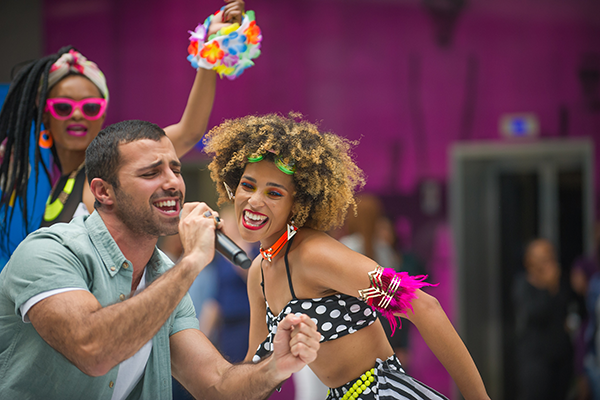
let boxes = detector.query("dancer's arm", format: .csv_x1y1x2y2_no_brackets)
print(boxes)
403,291,490,400
298,232,490,399
164,0,245,158
163,68,215,158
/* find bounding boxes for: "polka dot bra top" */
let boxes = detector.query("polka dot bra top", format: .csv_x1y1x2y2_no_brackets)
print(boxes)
253,237,377,362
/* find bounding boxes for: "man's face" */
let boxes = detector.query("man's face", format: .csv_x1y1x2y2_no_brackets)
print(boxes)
111,137,185,238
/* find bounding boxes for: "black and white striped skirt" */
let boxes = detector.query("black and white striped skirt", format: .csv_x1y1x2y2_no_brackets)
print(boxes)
326,356,449,400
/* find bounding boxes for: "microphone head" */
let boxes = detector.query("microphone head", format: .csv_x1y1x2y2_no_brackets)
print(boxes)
234,253,252,269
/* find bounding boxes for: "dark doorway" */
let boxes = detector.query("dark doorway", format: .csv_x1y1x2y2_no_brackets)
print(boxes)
558,169,584,272
498,168,585,397
451,139,593,399
499,172,539,399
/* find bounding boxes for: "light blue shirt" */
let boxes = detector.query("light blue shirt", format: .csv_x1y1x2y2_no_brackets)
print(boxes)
0,211,199,399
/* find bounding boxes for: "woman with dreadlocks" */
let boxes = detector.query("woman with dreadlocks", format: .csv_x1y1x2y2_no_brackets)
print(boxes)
203,113,490,400
0,0,261,266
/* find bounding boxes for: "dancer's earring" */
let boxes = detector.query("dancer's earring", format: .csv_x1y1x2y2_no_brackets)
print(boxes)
39,130,53,149
287,219,298,240
224,182,235,200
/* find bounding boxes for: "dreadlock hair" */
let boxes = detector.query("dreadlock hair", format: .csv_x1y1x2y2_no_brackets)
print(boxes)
0,45,75,250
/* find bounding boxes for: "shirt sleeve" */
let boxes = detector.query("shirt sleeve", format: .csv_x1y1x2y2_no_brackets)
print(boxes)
20,288,88,322
170,292,200,336
3,230,89,318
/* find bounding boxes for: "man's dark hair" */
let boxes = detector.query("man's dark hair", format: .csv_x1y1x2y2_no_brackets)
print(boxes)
85,120,166,190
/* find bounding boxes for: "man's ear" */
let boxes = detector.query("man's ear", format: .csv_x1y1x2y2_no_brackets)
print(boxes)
89,178,115,207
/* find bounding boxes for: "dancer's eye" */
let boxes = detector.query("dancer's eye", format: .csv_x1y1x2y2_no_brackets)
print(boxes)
241,182,255,191
267,190,283,198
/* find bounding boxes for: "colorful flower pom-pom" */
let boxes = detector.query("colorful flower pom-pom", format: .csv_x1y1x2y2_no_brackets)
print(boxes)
187,9,262,79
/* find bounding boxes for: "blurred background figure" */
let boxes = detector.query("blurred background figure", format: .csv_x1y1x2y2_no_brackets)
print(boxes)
570,255,600,400
195,206,255,362
158,232,217,400
512,238,573,400
339,193,427,371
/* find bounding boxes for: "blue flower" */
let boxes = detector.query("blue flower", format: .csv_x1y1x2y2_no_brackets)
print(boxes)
222,32,248,56
187,54,199,69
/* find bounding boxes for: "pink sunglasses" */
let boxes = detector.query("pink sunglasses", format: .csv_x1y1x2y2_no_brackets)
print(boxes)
45,97,107,121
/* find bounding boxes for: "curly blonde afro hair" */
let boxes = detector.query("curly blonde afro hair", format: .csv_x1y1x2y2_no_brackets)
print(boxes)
203,113,366,231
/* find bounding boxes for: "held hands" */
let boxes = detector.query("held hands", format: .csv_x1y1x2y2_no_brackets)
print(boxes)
207,0,245,37
271,314,320,380
178,202,222,270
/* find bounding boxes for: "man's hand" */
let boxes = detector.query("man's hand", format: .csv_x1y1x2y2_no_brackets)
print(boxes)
178,202,221,271
270,314,320,380
207,0,245,37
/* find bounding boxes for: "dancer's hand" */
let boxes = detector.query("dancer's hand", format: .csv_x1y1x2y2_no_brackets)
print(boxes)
271,314,320,379
207,0,245,37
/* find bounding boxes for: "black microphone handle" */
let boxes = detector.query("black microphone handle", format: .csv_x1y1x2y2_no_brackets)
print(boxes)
215,230,252,269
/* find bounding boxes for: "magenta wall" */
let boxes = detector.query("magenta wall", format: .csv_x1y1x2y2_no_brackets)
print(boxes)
43,0,600,396
44,0,600,192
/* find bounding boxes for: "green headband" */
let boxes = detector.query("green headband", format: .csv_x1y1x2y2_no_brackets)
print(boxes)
247,153,296,175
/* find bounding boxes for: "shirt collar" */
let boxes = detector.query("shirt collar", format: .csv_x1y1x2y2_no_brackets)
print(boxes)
84,211,169,279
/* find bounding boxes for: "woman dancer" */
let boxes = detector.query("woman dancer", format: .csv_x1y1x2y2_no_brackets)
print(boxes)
0,0,256,265
203,113,490,400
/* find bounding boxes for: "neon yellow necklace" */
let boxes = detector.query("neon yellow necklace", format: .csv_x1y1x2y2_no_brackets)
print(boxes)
44,162,85,222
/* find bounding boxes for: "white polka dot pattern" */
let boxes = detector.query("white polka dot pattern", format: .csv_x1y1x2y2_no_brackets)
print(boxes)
254,294,378,361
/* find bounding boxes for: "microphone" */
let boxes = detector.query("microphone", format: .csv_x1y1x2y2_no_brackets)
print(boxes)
215,230,252,269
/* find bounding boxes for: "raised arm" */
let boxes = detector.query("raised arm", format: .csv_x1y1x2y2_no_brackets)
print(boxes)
26,202,218,376
163,68,216,158
163,0,245,157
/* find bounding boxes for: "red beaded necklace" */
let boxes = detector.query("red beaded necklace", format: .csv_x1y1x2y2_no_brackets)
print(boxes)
260,224,298,262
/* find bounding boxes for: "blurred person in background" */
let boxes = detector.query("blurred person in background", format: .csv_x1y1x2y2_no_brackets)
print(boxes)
569,256,600,400
339,193,427,371
512,238,573,400
196,206,257,362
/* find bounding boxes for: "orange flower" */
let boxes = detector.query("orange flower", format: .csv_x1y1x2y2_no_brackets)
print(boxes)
188,40,199,56
244,21,261,45
200,42,225,64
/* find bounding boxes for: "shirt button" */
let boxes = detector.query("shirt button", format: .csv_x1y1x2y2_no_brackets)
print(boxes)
110,266,116,271
109,381,114,388
119,294,126,301
122,262,129,269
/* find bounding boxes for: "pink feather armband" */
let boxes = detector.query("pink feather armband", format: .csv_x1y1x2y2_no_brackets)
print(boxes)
358,265,437,335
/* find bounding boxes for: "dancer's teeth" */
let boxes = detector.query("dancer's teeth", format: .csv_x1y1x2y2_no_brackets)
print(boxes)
245,211,266,221
244,210,267,226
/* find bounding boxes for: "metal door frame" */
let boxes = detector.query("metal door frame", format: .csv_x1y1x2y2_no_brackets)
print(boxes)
450,138,594,399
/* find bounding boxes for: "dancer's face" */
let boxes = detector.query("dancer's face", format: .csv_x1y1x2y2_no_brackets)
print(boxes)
43,75,106,157
234,160,295,247
111,137,185,238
